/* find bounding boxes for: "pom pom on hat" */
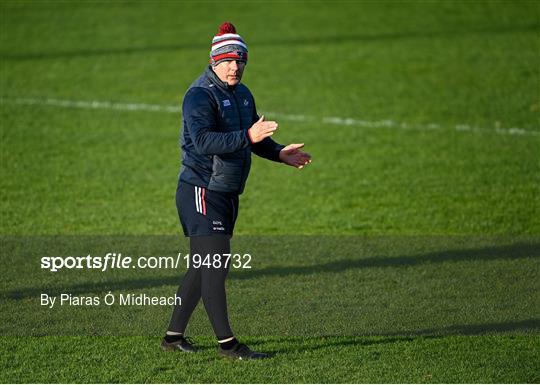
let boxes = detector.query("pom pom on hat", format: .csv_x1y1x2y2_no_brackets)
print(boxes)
210,22,248,66
217,22,236,35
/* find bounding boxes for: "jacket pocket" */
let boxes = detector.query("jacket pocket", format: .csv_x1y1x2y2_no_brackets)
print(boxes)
209,156,245,192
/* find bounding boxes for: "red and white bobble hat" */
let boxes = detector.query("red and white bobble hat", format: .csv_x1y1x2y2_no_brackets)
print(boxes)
210,22,248,66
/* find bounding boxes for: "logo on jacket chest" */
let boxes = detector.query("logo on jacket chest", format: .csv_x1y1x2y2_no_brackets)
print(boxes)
221,99,249,107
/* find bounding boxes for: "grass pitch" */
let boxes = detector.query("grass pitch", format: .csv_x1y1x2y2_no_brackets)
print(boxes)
1,0,539,383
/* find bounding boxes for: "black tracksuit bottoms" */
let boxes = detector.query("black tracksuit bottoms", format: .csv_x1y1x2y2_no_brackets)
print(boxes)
167,182,239,340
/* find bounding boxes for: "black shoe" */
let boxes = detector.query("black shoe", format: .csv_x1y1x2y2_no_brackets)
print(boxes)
161,336,197,352
218,343,270,360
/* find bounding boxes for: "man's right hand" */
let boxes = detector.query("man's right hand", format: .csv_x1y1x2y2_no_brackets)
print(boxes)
248,115,278,143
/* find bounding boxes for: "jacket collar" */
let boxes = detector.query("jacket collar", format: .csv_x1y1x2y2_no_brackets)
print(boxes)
205,65,237,92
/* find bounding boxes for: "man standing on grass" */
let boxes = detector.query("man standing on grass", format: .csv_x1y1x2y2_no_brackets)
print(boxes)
162,22,312,360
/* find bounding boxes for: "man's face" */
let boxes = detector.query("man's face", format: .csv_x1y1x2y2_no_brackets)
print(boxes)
213,60,246,86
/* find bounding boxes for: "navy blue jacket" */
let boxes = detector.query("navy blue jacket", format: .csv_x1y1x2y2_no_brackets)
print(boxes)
178,66,284,194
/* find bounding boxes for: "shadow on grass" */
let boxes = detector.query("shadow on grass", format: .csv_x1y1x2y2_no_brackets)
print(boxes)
232,241,539,279
379,318,540,337
2,242,538,300
257,319,540,354
1,24,538,61
261,335,414,355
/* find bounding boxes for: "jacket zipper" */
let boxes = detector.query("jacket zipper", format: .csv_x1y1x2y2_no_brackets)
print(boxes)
231,89,248,187
231,89,242,129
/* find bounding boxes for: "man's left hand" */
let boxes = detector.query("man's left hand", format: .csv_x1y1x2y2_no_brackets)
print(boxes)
279,143,312,169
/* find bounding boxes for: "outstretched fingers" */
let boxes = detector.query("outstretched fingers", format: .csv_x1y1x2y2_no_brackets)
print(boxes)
293,153,312,169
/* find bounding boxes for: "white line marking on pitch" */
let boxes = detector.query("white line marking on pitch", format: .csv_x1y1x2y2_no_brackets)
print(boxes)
1,97,181,113
1,96,538,137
